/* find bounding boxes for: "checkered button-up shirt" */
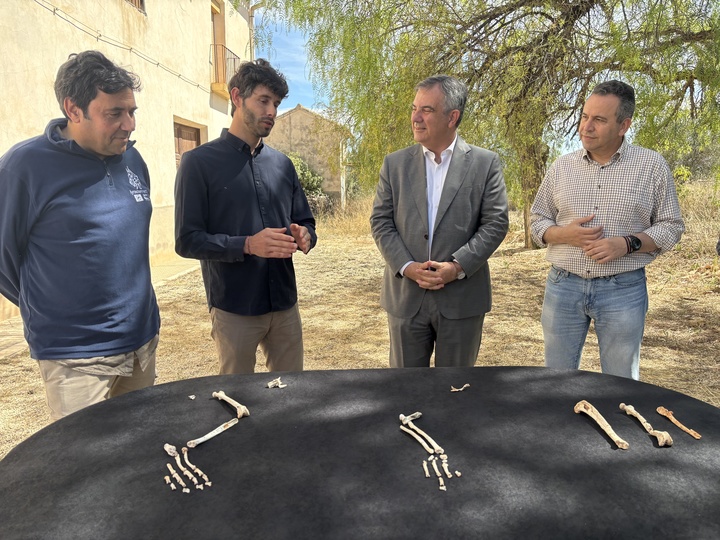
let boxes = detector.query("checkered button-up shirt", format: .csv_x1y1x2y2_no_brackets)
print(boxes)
530,140,684,278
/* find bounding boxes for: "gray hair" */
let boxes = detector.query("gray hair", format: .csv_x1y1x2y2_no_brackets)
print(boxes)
415,75,468,127
590,80,635,123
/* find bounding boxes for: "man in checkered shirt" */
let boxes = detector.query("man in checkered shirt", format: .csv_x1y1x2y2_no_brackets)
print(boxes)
530,80,684,380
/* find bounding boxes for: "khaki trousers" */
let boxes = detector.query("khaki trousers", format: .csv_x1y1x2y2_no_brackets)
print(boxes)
210,304,304,374
37,335,158,422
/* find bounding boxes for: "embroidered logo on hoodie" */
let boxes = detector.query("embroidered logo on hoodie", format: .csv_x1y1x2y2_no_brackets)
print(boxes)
127,166,150,202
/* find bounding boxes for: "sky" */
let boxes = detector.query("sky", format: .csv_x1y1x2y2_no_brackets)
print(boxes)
255,15,323,114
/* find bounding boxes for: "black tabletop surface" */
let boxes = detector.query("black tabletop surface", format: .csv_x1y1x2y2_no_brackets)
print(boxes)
1,366,718,540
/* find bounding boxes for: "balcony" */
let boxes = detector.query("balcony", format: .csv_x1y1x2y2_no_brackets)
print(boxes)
210,44,242,100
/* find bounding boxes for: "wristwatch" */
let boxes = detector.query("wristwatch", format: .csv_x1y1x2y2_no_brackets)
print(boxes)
625,235,642,254
453,260,466,280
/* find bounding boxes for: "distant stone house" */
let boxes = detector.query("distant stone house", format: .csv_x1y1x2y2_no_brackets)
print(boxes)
264,105,351,207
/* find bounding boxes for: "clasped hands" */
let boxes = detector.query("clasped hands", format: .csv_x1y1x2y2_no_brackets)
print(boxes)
244,223,311,258
560,215,628,264
405,261,461,290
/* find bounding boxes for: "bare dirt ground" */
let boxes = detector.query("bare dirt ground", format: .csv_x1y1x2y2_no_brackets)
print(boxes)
1,199,719,460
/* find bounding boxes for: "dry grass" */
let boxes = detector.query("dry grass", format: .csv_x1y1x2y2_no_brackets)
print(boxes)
1,182,719,460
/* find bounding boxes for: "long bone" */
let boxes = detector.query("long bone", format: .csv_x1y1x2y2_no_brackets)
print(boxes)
574,400,629,450
182,447,212,487
187,418,239,448
212,391,250,418
400,425,434,454
399,412,444,454
164,444,201,489
656,406,702,439
619,403,673,447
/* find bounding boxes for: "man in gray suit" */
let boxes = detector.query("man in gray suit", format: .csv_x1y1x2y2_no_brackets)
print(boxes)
371,75,509,368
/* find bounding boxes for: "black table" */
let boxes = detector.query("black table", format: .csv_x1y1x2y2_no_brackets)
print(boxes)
1,367,719,539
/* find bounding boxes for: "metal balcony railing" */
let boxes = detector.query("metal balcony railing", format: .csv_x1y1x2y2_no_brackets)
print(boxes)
211,44,242,86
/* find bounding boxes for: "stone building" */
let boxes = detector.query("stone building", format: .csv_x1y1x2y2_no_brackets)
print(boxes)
264,104,351,207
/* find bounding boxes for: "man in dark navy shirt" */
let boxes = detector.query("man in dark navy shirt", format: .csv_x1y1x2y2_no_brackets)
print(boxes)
174,59,317,374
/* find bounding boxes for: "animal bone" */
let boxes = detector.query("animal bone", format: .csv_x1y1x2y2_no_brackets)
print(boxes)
187,418,239,448
267,377,287,389
441,461,453,478
656,406,702,439
620,403,673,447
451,384,470,392
182,447,211,487
400,425,434,454
212,391,250,418
399,412,444,454
454,471,462,477
431,458,442,478
438,477,447,491
167,463,190,493
422,461,430,478
164,475,176,491
164,444,200,489
574,400,629,450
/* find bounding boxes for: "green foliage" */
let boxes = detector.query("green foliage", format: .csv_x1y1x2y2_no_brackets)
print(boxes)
673,165,692,198
260,0,720,243
287,152,324,197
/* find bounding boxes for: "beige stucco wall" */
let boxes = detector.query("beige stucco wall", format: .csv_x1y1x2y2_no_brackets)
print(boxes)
265,105,348,200
0,0,252,320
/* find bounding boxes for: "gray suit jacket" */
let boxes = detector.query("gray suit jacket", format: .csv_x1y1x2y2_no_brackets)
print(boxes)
370,137,509,319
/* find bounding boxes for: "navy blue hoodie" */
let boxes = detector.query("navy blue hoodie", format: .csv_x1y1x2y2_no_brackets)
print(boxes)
0,119,160,359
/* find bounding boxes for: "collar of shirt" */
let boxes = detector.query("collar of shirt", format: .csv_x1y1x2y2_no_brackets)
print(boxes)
581,137,628,166
221,128,265,156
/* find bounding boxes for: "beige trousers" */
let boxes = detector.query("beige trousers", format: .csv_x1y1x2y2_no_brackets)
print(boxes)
37,336,158,422
210,304,304,374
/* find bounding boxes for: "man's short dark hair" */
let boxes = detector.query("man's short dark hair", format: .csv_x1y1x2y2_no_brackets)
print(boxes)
54,50,141,119
415,75,468,127
590,80,635,122
228,58,289,116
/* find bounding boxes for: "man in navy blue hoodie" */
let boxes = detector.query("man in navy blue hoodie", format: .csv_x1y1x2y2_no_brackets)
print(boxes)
0,51,160,421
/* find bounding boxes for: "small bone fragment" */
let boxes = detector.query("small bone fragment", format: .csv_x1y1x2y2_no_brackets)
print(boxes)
441,461,453,478
400,425,434,454
431,458,442,478
167,463,190,493
400,412,444,454
187,417,239,448
574,400,629,450
451,384,470,392
188,395,196,400
212,391,250,418
164,475,177,491
454,471,462,477
267,377,287,389
620,403,673,447
656,406,702,439
422,461,430,478
182,447,211,486
438,477,447,491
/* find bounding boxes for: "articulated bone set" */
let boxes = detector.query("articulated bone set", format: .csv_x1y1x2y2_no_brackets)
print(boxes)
162,389,250,493
574,399,701,449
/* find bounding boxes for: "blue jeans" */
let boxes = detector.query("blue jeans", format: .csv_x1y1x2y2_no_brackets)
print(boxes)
541,266,648,380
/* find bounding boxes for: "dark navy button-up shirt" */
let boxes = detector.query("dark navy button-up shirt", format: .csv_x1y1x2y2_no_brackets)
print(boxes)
174,130,317,316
